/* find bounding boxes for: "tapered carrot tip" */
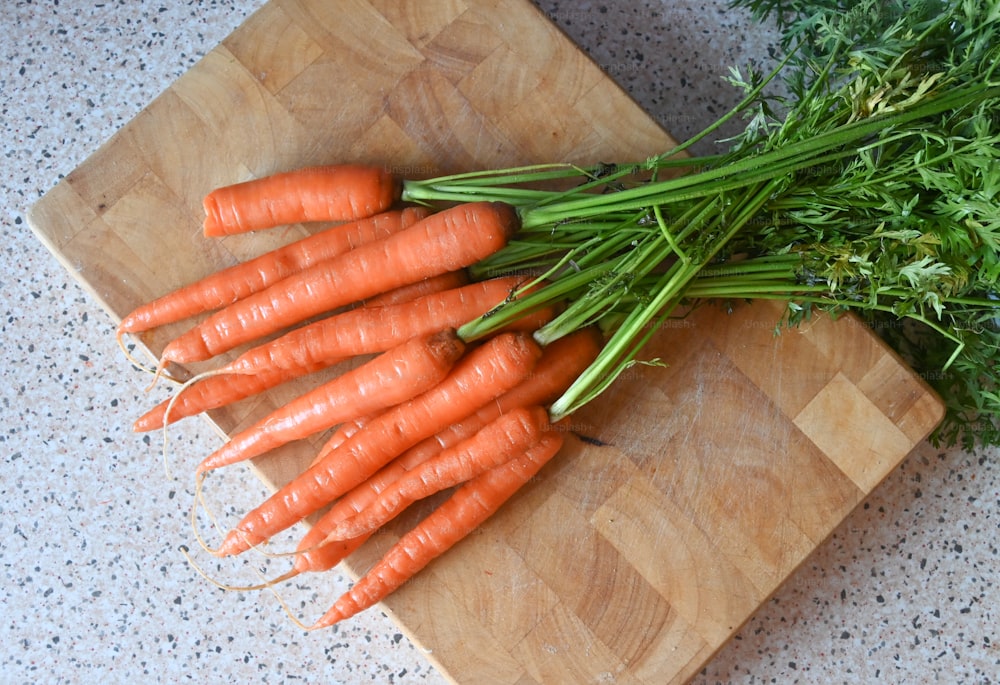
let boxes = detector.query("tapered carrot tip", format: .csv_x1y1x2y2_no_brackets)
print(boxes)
159,334,208,366
133,409,162,432
214,529,251,558
310,595,361,630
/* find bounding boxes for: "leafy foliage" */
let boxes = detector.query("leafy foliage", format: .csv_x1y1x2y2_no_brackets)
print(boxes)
403,0,1000,449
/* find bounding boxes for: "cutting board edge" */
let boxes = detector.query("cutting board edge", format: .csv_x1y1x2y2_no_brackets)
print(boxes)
690,430,940,685
839,309,948,432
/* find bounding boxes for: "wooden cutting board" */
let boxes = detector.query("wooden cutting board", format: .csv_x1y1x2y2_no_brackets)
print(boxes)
27,0,945,683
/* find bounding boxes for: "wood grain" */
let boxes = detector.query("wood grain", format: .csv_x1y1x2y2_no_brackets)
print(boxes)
26,1,944,683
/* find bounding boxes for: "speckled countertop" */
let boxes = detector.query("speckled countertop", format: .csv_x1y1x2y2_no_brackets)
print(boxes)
2,1,996,684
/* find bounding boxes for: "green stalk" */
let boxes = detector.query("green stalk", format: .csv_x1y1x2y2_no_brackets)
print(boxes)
548,179,781,420
519,82,999,229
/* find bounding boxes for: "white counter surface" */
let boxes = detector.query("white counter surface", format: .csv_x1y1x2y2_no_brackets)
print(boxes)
2,2,996,683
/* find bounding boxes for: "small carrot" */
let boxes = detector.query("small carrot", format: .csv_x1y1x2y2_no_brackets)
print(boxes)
202,165,400,237
212,331,542,556
324,406,551,541
196,330,465,473
160,201,520,365
117,207,429,340
308,430,565,630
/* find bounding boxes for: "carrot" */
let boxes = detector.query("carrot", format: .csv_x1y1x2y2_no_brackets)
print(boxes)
284,438,429,577
220,275,544,377
195,330,465,473
302,319,592,473
310,412,379,466
378,327,601,471
292,489,380,572
202,165,400,237
134,365,317,433
289,453,412,576
117,207,429,340
234,410,553,587
291,330,600,570
212,331,542,556
132,271,465,433
360,270,468,308
323,406,550,542
308,430,565,629
160,201,520,365
187,409,402,590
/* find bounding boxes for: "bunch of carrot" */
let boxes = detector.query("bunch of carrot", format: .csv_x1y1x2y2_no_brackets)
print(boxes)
118,164,602,630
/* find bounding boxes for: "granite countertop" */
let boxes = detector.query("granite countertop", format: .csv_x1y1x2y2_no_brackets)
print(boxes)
2,1,996,683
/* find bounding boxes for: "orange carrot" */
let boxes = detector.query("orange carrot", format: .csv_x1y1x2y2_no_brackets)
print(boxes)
310,412,379,466
202,165,400,237
308,430,565,629
248,411,553,583
324,406,551,541
284,436,432,577
197,407,441,585
160,201,520,365
381,327,601,471
360,270,468,308
134,364,321,433
133,270,465,433
196,330,465,473
219,275,542,377
301,317,590,472
133,275,543,432
117,207,429,340
212,331,542,556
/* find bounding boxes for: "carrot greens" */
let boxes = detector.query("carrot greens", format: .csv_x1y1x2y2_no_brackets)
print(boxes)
402,0,1000,448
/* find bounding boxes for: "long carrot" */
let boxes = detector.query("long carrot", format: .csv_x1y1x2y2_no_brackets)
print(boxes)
323,406,550,542
195,330,465,473
202,165,400,237
360,270,468,308
160,201,520,365
302,323,595,472
284,406,551,578
278,434,437,579
117,207,429,340
132,272,467,432
220,275,545,377
385,327,601,468
211,331,542,556
308,430,565,629
271,407,560,584
311,412,378,462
